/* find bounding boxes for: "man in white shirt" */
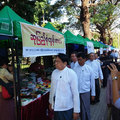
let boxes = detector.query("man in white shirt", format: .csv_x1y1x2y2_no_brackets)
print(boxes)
86,52,103,103
70,52,78,69
114,50,118,62
74,52,95,120
49,53,80,120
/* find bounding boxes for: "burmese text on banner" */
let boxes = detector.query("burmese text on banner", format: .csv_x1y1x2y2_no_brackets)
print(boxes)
21,23,66,57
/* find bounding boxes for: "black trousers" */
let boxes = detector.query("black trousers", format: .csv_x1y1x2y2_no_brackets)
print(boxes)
95,78,100,102
102,68,108,87
54,108,73,120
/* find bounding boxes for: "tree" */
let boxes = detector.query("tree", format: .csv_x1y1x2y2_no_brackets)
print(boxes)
54,0,91,38
90,0,120,44
52,0,107,39
0,0,35,23
34,0,61,26
81,0,91,38
53,0,120,45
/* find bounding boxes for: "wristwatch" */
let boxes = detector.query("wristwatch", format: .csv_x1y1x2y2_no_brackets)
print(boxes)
112,76,118,80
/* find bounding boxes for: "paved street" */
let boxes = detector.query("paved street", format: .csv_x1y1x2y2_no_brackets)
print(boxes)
78,87,107,120
90,87,107,120
52,87,108,120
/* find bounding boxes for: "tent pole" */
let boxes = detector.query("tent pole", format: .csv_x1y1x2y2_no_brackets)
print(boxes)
15,37,21,120
9,37,18,120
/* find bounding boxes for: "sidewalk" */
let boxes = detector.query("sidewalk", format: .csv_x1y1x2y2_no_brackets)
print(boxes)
78,87,107,120
90,87,107,120
52,87,108,120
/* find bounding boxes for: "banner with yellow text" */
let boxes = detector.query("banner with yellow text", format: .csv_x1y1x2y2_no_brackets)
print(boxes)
21,23,66,57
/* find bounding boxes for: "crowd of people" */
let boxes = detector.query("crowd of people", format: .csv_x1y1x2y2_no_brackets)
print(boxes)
0,50,120,120
49,50,120,120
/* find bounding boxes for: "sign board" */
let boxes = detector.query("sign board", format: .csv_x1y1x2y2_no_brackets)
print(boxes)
0,19,13,36
100,48,103,54
87,42,94,54
21,23,66,57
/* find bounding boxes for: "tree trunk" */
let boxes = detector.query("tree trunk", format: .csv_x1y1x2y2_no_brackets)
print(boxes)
96,24,107,44
108,30,113,45
100,30,107,44
81,0,91,39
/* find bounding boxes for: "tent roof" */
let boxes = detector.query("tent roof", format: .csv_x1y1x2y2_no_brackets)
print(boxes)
64,30,85,45
99,41,108,48
77,35,107,48
0,6,31,38
77,35,90,46
44,22,63,35
91,38,104,48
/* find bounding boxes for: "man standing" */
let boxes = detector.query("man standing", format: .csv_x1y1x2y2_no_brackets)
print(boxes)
74,52,95,120
70,52,78,69
86,52,103,103
49,53,80,120
114,50,118,62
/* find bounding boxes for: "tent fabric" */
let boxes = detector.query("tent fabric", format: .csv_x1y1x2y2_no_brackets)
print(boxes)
77,35,91,46
77,35,108,48
87,38,107,48
83,37,101,48
0,6,31,38
91,38,107,48
64,30,85,45
99,41,108,48
91,39,100,48
44,23,108,49
44,22,63,35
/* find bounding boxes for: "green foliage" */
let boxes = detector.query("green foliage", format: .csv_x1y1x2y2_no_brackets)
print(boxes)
112,33,120,48
42,21,65,32
90,3,120,30
50,22,65,32
1,0,35,23
52,0,81,30
92,32,100,40
90,2,120,44
90,3,115,25
34,0,61,25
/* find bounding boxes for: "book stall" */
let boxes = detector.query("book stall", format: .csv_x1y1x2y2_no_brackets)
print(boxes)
20,72,52,120
20,23,66,120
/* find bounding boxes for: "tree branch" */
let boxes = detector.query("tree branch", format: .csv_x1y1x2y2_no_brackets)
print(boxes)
75,15,80,19
90,0,97,3
114,0,120,5
111,24,120,31
88,1,106,7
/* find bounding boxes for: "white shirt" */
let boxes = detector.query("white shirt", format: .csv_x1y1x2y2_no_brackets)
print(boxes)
49,67,80,113
110,52,115,58
86,60,103,80
114,52,118,58
70,61,78,69
74,64,95,96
